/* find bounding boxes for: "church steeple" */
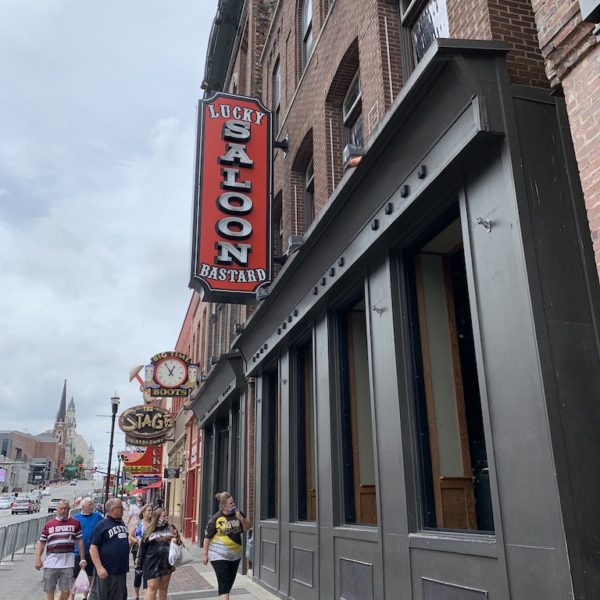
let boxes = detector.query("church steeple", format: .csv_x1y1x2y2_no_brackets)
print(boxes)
67,396,76,429
56,379,67,423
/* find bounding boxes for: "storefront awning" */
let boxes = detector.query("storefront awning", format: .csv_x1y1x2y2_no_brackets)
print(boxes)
128,481,163,495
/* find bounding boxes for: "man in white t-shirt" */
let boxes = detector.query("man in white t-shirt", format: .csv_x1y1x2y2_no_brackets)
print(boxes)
126,495,143,527
35,500,86,600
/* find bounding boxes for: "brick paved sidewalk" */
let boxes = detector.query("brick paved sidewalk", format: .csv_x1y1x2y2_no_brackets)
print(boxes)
0,537,279,600
124,535,279,600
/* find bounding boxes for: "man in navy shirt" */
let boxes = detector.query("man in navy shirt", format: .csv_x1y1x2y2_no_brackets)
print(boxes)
88,497,130,600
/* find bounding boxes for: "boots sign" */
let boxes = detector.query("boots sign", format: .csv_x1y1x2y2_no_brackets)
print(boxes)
190,92,272,303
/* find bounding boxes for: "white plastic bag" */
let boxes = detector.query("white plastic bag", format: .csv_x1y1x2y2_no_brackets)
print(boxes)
169,540,193,566
245,533,253,562
72,569,90,594
168,540,183,566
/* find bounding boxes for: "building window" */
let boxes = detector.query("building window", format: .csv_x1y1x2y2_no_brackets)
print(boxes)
338,296,377,525
400,0,449,65
294,341,316,521
343,71,363,150
406,212,494,532
263,367,280,519
302,0,313,69
304,158,315,228
273,59,281,135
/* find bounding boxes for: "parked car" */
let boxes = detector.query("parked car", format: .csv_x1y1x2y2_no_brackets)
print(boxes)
48,498,62,513
69,480,77,486
11,498,37,514
0,495,15,509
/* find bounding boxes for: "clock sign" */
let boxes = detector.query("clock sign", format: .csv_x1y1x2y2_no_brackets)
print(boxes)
154,356,188,388
144,351,199,399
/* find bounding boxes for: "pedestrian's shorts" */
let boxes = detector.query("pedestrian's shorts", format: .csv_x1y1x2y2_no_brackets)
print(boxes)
43,567,74,592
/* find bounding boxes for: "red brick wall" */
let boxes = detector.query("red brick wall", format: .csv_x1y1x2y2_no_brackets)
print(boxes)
257,0,551,253
563,51,600,269
530,0,600,270
448,0,491,39
488,0,548,87
448,0,547,87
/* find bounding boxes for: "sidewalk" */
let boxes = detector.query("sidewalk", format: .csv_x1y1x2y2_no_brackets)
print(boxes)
0,537,279,600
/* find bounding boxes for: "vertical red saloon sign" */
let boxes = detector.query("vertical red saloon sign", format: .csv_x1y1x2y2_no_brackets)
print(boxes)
190,93,272,303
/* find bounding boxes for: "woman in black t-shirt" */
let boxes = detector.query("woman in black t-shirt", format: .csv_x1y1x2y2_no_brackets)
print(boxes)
202,491,251,599
135,507,181,600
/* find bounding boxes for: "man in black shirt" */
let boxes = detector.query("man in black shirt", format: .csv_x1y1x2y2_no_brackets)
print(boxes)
88,497,130,600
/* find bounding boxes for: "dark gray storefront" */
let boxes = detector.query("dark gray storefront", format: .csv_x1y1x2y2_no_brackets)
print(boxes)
190,353,249,539
235,41,600,600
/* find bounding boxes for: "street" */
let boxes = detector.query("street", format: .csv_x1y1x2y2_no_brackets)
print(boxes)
0,480,94,527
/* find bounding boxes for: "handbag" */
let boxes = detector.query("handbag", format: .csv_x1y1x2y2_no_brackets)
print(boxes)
72,569,90,594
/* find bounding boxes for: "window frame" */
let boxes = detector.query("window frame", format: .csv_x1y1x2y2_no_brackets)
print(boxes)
399,0,449,72
301,0,314,70
304,158,315,228
342,71,363,150
272,59,281,135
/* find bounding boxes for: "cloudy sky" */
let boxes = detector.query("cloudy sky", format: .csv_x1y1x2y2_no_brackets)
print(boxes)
0,0,218,465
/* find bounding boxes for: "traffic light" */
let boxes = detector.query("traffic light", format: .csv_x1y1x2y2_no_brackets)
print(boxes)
59,464,65,473
78,463,84,474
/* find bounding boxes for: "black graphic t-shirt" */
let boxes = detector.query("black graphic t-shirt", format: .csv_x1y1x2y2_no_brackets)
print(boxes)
204,510,245,561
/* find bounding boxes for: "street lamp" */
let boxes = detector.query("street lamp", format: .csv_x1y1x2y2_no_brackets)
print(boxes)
104,392,120,506
115,452,123,497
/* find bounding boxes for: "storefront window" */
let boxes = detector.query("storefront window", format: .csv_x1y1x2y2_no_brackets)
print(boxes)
408,215,494,532
338,297,377,525
294,341,316,521
263,367,279,519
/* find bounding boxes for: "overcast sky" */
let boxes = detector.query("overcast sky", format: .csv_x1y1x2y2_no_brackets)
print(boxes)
0,0,218,466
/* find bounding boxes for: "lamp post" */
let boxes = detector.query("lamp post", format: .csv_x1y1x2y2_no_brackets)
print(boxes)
104,393,120,506
115,452,123,497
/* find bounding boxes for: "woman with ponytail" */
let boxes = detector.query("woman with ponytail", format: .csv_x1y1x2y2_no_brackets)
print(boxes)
202,491,250,599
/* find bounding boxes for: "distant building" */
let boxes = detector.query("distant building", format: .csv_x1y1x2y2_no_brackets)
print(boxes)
0,383,93,491
0,430,60,491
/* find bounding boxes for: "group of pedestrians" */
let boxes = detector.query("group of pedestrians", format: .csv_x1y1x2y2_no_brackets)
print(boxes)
35,490,250,600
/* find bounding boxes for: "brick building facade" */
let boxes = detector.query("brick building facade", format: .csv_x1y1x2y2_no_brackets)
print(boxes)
182,1,600,598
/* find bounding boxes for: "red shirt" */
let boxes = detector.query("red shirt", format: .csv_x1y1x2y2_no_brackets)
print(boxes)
40,516,82,554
